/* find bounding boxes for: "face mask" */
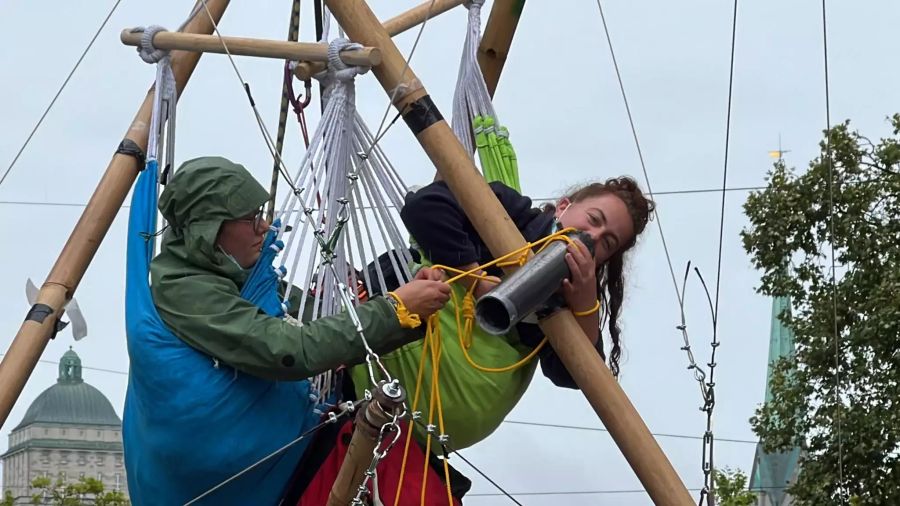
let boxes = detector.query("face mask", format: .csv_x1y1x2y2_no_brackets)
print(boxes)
551,217,564,233
553,204,569,232
217,245,245,271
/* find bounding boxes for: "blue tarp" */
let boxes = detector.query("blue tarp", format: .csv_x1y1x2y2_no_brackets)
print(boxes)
123,161,319,505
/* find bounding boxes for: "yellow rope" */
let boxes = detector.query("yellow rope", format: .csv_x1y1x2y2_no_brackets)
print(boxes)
391,227,582,504
419,322,454,506
430,228,578,373
392,313,455,506
453,289,549,373
392,319,431,506
388,291,422,329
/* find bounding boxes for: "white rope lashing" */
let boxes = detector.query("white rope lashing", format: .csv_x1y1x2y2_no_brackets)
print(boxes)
130,0,204,175
267,38,414,399
276,38,414,320
450,0,497,157
131,25,177,172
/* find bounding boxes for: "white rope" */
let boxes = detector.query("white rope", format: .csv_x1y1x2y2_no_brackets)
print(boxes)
135,25,169,64
130,0,204,171
450,0,498,157
129,25,177,167
278,38,406,303
263,38,414,397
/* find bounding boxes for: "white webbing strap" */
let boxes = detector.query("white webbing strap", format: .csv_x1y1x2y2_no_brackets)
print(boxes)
451,0,498,156
274,38,412,324
130,25,177,176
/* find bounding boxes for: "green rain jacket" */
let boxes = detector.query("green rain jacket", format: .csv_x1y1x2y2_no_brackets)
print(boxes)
150,156,419,381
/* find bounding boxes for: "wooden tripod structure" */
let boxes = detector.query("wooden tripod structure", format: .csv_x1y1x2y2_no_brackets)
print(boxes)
0,1,693,504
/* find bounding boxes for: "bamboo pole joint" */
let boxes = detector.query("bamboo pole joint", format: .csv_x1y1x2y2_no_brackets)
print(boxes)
292,0,464,81
120,29,382,67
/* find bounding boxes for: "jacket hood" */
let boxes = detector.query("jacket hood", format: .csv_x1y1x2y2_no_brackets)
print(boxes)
157,156,270,283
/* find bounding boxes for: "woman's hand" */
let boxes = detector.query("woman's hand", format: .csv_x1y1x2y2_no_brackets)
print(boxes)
473,274,501,299
414,266,445,282
561,238,598,313
392,269,451,318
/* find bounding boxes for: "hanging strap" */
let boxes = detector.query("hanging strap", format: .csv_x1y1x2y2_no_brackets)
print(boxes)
449,0,521,191
130,25,178,180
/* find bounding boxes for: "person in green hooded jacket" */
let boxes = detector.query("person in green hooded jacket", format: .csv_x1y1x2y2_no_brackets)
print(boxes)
151,156,451,381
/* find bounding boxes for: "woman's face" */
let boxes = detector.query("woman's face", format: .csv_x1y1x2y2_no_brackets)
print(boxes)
216,207,269,269
555,193,635,266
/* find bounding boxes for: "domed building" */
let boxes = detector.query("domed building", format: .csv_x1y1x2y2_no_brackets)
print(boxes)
1,349,128,499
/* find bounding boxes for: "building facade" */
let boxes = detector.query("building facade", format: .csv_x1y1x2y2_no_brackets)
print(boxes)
1,349,128,502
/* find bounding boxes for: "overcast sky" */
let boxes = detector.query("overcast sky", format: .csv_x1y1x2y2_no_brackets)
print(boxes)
2,1,900,504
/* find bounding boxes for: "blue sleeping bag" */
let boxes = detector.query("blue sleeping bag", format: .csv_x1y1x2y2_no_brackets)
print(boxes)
123,160,320,505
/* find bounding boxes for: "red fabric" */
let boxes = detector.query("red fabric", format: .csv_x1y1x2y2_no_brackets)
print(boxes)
296,420,460,506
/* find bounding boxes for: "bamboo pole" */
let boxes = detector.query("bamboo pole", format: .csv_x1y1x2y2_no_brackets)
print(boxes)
0,0,231,428
293,0,464,81
326,384,404,505
538,313,695,504
324,1,694,504
265,0,304,224
383,0,464,35
120,30,381,67
326,424,379,505
478,0,525,98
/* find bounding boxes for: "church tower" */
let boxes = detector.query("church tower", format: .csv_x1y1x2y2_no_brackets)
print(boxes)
748,296,802,505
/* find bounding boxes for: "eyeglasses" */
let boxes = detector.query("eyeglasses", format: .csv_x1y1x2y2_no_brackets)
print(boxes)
232,207,266,230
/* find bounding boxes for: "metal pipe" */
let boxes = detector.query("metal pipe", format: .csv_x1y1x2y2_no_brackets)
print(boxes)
476,232,594,335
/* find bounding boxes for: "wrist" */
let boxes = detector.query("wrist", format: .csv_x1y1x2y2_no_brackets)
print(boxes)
384,293,400,314
387,292,422,329
571,299,601,317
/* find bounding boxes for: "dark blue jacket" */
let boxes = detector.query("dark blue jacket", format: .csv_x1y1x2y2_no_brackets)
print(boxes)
400,180,605,389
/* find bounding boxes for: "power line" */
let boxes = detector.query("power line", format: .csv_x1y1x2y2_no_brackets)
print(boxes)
468,487,707,497
0,185,767,209
416,418,524,506
534,185,766,201
0,354,128,377
502,419,757,445
0,200,132,208
1,353,764,446
821,0,846,501
699,0,741,502
595,0,683,308
0,0,124,188
468,485,787,498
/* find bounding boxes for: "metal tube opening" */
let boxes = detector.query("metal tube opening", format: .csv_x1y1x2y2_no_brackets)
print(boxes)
475,295,515,335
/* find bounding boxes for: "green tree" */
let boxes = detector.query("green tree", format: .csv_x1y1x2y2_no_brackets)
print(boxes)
1,491,14,506
28,476,128,506
742,117,900,504
714,468,756,506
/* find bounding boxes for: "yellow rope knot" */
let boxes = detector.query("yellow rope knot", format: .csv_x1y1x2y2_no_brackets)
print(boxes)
496,250,529,268
387,291,421,329
461,292,476,349
461,292,476,320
